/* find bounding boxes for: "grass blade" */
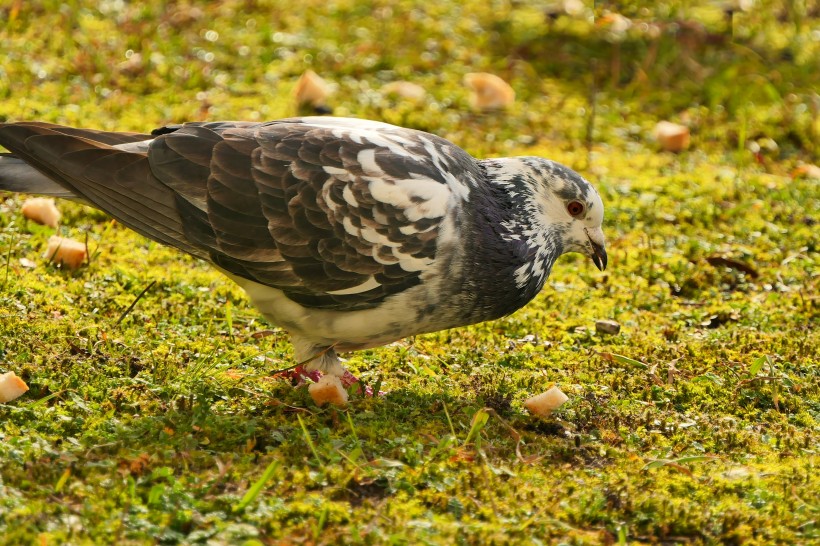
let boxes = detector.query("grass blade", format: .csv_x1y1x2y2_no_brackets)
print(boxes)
600,352,648,370
297,413,323,465
463,408,489,448
233,459,280,512
116,280,156,326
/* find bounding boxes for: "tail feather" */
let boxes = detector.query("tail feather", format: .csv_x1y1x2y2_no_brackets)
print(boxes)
0,153,79,199
0,122,207,259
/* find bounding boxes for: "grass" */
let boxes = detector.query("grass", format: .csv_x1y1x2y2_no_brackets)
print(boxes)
1,0,818,544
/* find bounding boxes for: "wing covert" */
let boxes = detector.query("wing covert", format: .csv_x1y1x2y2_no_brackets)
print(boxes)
183,119,481,309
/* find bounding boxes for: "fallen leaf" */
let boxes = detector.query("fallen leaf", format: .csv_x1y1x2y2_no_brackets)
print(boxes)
706,255,759,278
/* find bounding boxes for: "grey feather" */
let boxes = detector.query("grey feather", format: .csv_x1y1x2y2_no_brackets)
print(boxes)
0,154,78,199
0,117,608,375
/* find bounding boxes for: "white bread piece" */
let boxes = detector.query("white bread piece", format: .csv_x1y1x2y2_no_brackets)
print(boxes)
464,72,515,110
308,374,349,407
21,197,61,228
43,236,87,270
381,81,426,101
294,70,332,107
0,371,29,403
653,121,690,152
524,386,569,417
793,164,820,179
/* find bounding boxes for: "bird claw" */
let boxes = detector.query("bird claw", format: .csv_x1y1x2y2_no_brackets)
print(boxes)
279,365,322,386
340,370,383,397
339,370,360,388
278,366,385,397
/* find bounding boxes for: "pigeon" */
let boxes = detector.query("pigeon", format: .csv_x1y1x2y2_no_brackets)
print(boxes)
0,117,607,391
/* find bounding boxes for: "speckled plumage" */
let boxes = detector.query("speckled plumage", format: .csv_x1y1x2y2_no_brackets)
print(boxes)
0,117,607,379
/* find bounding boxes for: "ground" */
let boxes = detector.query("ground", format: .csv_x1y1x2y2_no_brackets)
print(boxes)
0,1,818,544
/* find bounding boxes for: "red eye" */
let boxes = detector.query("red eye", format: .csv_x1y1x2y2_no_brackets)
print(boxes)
567,201,585,217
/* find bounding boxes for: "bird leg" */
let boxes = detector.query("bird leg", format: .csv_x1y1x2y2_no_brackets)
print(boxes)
280,365,323,386
283,338,377,396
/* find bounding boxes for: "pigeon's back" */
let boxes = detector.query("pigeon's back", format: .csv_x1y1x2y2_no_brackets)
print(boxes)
0,118,484,312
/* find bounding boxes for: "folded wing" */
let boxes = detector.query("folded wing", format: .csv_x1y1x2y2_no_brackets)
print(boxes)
0,118,483,310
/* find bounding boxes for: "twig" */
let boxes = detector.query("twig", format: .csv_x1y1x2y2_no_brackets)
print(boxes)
2,229,16,290
585,67,598,157
116,280,156,326
482,407,542,465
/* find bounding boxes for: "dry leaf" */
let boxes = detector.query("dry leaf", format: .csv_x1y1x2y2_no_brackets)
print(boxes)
381,81,426,101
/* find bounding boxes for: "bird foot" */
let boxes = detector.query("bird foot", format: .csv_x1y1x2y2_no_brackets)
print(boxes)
339,370,386,397
279,365,323,386
279,366,383,397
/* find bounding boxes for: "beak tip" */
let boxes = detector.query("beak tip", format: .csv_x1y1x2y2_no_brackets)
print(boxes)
591,246,608,272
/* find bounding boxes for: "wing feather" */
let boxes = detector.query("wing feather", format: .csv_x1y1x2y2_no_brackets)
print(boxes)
0,118,484,310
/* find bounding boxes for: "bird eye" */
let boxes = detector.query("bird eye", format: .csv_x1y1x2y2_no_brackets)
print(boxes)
567,200,585,217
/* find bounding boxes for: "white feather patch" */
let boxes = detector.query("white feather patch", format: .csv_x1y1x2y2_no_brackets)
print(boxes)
367,176,450,221
323,165,352,179
392,249,432,272
112,140,153,153
357,149,383,174
360,225,396,246
342,216,358,236
342,185,358,207
326,276,381,295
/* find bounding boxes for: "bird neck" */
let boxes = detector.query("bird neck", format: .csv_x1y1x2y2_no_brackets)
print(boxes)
460,159,563,321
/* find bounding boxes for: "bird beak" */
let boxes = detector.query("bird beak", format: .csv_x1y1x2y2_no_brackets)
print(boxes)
584,228,608,271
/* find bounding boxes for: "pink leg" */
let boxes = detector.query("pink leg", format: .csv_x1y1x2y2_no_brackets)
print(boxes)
339,370,375,397
279,366,384,397
279,365,322,386
340,370,388,397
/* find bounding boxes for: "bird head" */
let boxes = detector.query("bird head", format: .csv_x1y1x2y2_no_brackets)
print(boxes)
497,157,608,273
545,165,608,272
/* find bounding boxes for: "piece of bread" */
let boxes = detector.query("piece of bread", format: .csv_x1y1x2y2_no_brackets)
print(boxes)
524,385,569,417
0,371,29,403
308,374,349,407
653,121,690,152
381,81,426,101
294,70,332,107
464,72,515,110
21,197,61,228
43,236,87,270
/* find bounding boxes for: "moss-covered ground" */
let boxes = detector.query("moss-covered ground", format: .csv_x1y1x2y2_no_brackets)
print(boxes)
1,1,818,544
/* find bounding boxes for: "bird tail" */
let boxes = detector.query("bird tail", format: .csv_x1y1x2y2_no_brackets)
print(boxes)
0,122,153,200
0,122,209,259
0,153,79,198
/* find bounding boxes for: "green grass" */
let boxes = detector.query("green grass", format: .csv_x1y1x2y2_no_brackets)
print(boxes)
1,1,818,544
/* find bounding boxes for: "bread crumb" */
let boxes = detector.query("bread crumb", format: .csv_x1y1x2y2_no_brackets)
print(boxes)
21,198,61,228
381,81,426,101
43,236,87,270
308,374,349,407
464,72,515,110
653,121,690,152
524,386,568,417
295,70,332,107
792,164,820,180
0,371,29,403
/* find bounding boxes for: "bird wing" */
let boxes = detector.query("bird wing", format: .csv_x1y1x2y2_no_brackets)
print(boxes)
0,118,483,310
